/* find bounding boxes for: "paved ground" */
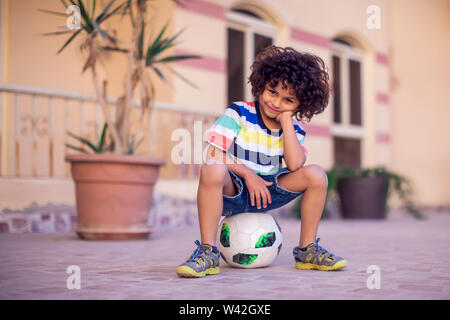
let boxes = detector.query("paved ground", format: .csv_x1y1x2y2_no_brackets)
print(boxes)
1,211,450,300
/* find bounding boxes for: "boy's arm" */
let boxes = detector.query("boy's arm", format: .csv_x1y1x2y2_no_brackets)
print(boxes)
207,146,273,209
208,146,253,179
278,112,306,171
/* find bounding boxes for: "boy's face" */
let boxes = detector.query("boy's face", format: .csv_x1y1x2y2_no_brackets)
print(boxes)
258,81,300,121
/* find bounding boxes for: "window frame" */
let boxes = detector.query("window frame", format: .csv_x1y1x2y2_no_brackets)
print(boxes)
226,10,278,101
330,41,365,140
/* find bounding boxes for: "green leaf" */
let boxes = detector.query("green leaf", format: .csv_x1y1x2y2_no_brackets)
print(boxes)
91,18,117,43
76,0,94,32
92,20,105,41
60,0,70,8
120,0,134,24
151,65,173,88
65,143,90,154
91,0,96,20
146,23,169,61
56,28,82,54
165,65,199,88
134,136,144,151
150,38,176,61
143,24,200,88
94,1,128,25
101,46,128,53
137,19,145,60
155,27,186,57
67,130,98,153
120,0,132,17
164,27,186,47
41,30,74,36
95,24,117,44
146,27,189,66
127,135,135,154
68,0,77,6
125,133,144,155
97,122,108,152
155,54,201,64
38,8,68,17
95,0,115,23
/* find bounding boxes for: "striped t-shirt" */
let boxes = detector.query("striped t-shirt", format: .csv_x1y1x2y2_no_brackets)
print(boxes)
206,101,307,175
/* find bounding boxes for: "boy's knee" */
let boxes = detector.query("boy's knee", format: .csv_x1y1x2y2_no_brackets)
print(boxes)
303,164,328,188
199,163,228,186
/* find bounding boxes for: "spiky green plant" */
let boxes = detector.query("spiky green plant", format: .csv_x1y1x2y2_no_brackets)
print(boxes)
66,122,111,154
41,0,200,155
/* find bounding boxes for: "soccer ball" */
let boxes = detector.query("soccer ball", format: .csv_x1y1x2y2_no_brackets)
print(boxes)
216,213,283,268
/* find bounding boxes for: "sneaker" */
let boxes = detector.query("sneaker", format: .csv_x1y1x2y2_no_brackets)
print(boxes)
293,238,347,271
176,240,221,278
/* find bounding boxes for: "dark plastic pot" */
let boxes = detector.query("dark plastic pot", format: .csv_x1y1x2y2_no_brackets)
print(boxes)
337,176,388,219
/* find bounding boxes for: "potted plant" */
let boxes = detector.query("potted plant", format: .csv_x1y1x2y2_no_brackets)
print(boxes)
41,0,200,239
331,167,423,220
292,167,424,220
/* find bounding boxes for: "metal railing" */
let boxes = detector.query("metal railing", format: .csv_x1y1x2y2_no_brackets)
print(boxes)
0,83,220,179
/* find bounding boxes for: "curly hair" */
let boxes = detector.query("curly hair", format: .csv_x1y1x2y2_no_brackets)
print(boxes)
249,45,330,122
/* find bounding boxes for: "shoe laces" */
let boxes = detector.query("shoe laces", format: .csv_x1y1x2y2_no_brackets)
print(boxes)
314,238,335,258
188,240,211,262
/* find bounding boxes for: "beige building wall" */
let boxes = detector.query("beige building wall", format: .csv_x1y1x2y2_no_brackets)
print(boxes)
3,0,174,100
387,0,450,206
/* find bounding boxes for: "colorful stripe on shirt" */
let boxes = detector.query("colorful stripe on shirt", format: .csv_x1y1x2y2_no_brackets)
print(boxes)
206,101,307,175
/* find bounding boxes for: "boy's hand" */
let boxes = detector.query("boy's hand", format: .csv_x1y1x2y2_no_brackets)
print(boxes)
276,110,294,127
243,171,273,209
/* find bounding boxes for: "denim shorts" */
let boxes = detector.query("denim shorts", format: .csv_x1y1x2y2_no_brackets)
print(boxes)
222,167,304,217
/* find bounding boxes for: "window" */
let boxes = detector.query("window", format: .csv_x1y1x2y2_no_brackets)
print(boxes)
333,136,361,169
349,59,362,125
331,39,364,169
226,9,277,105
227,28,245,104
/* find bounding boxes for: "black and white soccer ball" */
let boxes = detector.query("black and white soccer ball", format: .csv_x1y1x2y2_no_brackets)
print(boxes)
216,213,283,268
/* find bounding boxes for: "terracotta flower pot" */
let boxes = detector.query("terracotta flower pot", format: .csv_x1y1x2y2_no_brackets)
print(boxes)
65,154,165,240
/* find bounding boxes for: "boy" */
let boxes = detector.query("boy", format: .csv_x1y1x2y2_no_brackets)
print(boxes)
176,46,347,278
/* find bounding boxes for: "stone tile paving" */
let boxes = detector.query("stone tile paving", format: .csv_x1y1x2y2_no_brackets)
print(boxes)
1,211,450,300
0,194,199,234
